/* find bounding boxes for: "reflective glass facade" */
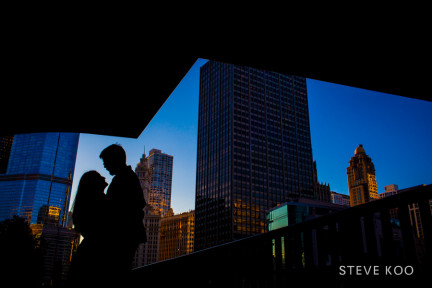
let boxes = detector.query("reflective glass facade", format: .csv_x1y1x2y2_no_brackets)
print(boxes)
0,136,14,174
0,132,79,224
195,61,315,250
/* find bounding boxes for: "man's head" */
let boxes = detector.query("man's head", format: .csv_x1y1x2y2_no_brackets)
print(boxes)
99,144,127,175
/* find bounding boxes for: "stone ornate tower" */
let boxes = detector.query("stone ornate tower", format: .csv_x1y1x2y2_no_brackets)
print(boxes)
347,144,378,206
135,150,151,203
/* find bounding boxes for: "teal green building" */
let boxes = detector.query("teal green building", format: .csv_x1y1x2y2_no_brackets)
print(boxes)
267,198,345,231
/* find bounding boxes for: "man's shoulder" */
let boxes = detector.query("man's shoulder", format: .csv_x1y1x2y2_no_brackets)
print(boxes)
111,166,140,188
124,166,140,181
114,166,136,178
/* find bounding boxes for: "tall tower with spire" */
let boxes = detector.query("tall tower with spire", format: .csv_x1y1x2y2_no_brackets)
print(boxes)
135,149,151,203
347,144,379,206
136,148,173,217
133,148,162,268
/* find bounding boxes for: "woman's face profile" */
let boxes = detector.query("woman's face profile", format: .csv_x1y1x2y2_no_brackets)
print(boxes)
82,171,108,191
95,174,108,190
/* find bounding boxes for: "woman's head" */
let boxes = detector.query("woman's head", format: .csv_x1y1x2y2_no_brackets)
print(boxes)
72,170,107,211
72,171,107,234
78,170,107,191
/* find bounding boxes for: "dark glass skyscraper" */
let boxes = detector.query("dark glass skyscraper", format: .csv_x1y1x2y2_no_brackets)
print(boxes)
0,132,80,225
195,61,314,250
0,136,14,174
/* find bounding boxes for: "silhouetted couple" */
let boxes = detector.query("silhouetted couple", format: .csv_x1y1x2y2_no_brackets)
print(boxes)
68,144,147,287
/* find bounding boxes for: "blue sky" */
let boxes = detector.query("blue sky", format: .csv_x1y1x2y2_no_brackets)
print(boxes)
307,79,432,194
70,58,432,214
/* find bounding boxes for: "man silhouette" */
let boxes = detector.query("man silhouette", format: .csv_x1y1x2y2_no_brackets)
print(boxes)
99,144,147,284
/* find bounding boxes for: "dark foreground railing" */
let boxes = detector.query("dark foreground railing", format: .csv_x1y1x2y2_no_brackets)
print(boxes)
132,185,431,288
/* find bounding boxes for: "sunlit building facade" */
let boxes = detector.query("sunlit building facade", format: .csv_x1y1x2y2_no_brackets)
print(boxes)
347,144,379,207
0,132,79,224
159,209,195,261
147,149,173,217
195,61,315,250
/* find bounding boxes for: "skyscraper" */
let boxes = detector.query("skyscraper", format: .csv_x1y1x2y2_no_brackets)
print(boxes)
134,151,162,267
347,144,378,206
0,132,80,224
147,149,174,217
135,151,151,203
133,204,161,268
0,135,14,174
195,61,315,250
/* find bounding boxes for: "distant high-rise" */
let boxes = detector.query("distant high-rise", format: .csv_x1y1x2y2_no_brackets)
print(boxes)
195,61,315,250
147,149,173,217
330,191,350,206
134,152,162,267
32,224,80,286
379,184,399,199
0,132,80,224
347,144,378,206
133,204,161,268
135,151,151,203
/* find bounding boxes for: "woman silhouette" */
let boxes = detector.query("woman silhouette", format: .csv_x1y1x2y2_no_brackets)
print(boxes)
68,170,109,287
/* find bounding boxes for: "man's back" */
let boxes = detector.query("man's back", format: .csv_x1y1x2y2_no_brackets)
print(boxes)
106,165,146,240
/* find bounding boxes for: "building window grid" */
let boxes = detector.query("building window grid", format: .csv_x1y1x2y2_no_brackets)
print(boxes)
197,62,314,248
